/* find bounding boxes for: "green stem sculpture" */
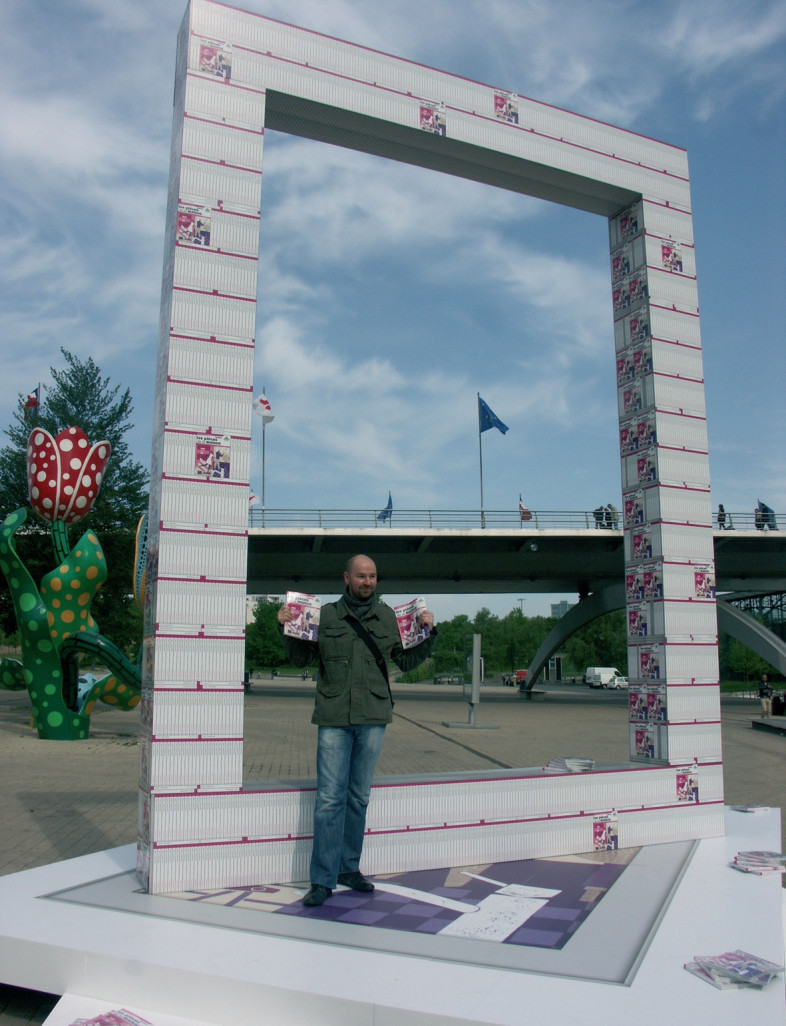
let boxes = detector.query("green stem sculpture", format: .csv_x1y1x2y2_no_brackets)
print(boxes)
0,508,141,739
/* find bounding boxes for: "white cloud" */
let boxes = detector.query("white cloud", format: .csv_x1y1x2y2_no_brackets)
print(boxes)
653,0,786,120
256,311,505,501
258,315,405,393
474,240,611,345
663,1,786,72
0,0,782,523
0,93,164,184
259,135,531,266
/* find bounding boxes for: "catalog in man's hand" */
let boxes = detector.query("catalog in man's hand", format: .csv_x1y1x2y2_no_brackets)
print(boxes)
285,591,321,642
394,596,430,649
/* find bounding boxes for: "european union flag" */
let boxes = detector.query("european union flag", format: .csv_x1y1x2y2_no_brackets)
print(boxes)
377,492,393,522
478,396,509,434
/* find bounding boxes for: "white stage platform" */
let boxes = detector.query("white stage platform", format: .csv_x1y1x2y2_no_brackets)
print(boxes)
0,809,783,1026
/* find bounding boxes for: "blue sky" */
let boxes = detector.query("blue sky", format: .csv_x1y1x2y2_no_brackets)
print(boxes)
1,0,784,618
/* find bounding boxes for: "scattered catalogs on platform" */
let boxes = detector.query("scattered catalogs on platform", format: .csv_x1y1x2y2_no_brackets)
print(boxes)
730,850,786,875
684,950,785,990
543,756,595,773
67,1010,153,1026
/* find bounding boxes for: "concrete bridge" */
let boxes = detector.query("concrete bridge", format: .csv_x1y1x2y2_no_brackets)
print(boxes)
247,508,784,595
247,508,786,678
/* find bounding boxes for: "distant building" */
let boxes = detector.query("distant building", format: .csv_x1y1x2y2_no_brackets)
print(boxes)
551,600,576,619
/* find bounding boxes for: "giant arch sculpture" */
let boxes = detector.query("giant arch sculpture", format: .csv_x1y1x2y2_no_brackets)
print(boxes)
138,0,722,892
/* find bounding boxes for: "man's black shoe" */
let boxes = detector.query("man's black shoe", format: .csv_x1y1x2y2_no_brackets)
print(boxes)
337,871,375,892
303,884,332,907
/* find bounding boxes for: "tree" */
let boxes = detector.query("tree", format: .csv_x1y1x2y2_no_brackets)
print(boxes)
498,608,556,673
245,598,287,671
429,608,556,678
430,614,471,673
563,610,628,675
473,607,504,669
723,637,775,683
0,348,149,653
0,349,148,530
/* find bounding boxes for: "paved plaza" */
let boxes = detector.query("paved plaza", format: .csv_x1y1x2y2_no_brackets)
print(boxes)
0,681,783,1022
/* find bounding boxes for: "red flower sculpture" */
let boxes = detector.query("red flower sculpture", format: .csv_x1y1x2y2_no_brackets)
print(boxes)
26,426,111,524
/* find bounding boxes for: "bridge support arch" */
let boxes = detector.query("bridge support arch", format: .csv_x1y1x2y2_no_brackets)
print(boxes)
717,599,786,676
524,589,786,688
524,585,625,689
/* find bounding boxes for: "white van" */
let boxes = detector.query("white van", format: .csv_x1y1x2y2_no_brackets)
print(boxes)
585,667,624,689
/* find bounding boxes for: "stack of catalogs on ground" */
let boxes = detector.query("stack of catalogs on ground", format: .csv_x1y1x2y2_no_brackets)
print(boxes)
684,950,785,990
542,756,596,773
729,850,786,874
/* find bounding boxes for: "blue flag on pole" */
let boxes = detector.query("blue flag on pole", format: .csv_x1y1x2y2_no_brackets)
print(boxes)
377,492,393,522
478,396,509,434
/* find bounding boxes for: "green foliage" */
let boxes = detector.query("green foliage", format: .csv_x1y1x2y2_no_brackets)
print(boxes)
0,349,149,640
90,529,144,658
245,598,287,671
1,348,148,530
0,626,20,650
562,610,628,675
430,613,471,673
430,606,556,676
495,608,557,673
398,657,435,683
717,628,779,684
254,599,780,687
429,607,778,687
723,637,776,683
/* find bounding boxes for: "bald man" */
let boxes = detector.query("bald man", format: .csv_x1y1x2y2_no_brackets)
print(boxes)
279,555,436,906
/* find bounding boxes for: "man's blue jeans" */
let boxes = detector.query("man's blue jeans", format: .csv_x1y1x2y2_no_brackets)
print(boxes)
310,724,386,888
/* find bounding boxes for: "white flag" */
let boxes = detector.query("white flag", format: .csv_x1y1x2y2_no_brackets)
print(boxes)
253,394,274,424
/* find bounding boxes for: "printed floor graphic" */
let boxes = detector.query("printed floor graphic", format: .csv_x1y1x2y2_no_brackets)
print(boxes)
46,840,696,983
165,849,637,950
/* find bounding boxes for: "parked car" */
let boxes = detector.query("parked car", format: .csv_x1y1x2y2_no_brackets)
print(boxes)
433,673,461,685
607,675,628,689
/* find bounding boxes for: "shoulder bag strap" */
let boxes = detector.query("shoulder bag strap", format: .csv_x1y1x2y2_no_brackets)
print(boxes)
344,616,394,704
344,616,389,682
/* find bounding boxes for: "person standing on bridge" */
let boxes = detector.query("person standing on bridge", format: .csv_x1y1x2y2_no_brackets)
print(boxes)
277,554,436,907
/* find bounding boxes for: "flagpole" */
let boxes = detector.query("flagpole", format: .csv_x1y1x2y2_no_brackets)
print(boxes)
477,393,485,529
261,386,267,527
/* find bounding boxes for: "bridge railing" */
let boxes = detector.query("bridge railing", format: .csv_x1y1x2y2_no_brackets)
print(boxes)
248,508,781,531
250,508,595,529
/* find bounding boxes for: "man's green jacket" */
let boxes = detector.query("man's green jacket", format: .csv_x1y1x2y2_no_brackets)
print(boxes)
281,596,436,726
